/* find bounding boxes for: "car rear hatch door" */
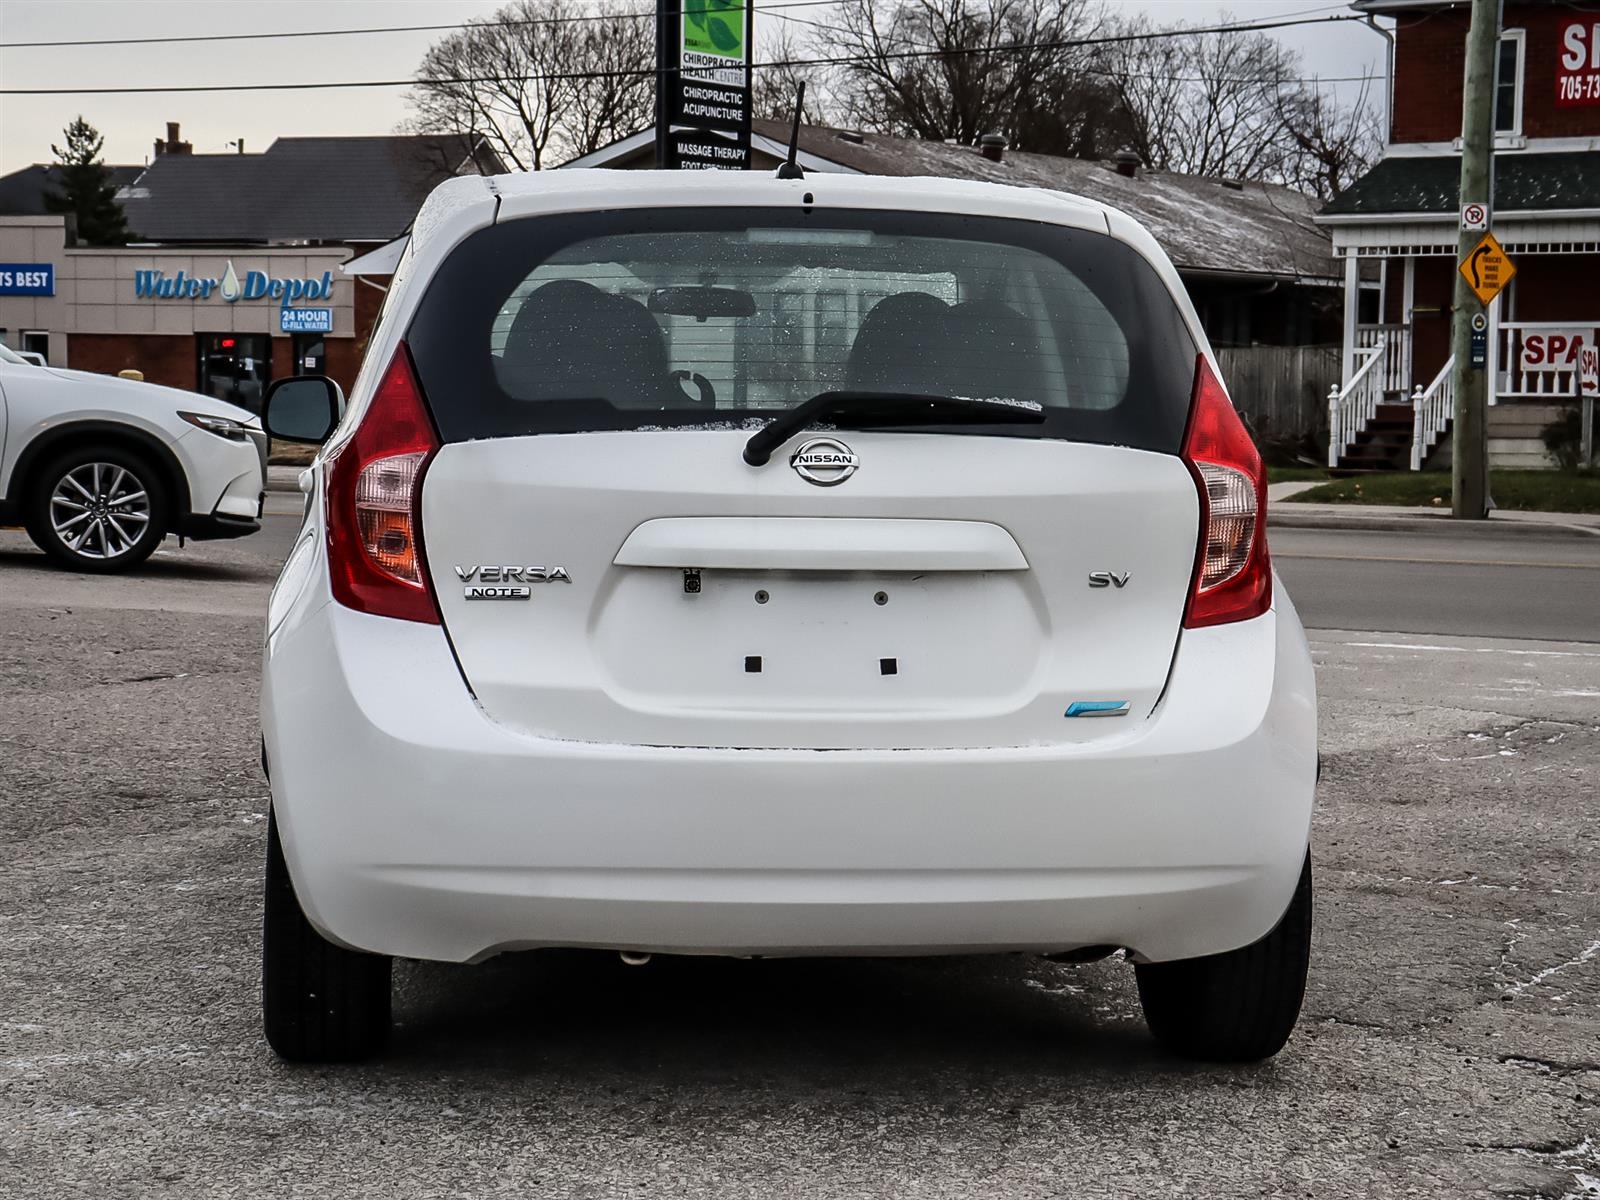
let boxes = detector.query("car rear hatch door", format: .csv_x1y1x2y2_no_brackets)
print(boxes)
422,430,1197,749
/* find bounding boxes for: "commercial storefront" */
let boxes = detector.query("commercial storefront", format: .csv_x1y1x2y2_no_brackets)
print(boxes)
0,129,499,409
0,214,370,411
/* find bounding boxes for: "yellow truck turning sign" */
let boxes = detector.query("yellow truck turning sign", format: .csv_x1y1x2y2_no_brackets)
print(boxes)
1460,232,1516,306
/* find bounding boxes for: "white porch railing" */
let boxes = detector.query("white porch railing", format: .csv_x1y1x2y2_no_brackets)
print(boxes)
1328,336,1388,467
1409,356,1454,471
1497,321,1598,400
1356,323,1411,396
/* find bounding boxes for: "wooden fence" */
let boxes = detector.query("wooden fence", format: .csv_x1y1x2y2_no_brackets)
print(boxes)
1214,345,1340,442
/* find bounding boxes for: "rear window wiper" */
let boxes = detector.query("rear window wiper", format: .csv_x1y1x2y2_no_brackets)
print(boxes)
743,390,1045,466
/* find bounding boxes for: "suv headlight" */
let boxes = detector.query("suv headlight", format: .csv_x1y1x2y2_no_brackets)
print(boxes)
179,411,254,441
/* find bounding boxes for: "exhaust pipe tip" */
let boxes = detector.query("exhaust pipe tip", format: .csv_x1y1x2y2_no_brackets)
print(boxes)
618,950,652,967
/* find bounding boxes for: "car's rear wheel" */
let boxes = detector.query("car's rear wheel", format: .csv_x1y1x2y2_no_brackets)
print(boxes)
263,811,391,1062
1134,853,1312,1062
24,444,168,572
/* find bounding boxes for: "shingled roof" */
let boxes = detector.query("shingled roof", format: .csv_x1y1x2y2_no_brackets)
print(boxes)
0,163,144,216
1319,150,1600,217
563,121,1337,284
117,134,502,244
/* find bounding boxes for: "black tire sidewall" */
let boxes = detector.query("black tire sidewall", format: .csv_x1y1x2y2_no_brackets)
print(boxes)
25,443,170,572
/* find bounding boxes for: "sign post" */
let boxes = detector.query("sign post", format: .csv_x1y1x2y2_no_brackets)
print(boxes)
1580,344,1598,468
657,0,754,171
1448,0,1499,520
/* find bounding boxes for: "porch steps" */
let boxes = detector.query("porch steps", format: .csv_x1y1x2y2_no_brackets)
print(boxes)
1334,403,1414,473
1426,406,1559,470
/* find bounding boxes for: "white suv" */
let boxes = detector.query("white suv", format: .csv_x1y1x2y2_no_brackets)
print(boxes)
0,342,265,570
259,170,1317,1064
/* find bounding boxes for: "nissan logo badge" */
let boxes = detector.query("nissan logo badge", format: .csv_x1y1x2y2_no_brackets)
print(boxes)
789,437,859,486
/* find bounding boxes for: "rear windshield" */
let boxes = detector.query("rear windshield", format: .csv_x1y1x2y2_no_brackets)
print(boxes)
405,207,1198,453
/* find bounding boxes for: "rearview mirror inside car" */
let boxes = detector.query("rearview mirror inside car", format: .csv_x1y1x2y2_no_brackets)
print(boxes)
263,375,344,445
648,286,757,322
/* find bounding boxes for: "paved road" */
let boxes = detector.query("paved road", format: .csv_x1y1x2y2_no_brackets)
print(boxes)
1272,525,1600,643
1,517,1597,1198
96,501,1600,644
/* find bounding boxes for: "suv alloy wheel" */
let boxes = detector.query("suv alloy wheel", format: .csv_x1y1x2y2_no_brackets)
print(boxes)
26,444,169,572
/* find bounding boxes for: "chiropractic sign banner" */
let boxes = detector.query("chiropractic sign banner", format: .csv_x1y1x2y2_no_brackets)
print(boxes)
133,260,334,307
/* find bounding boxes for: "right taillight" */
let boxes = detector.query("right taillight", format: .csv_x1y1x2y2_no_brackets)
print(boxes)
1181,354,1271,628
325,343,441,625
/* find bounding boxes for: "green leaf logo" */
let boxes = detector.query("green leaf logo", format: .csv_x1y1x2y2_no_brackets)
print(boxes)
707,16,738,51
681,0,744,59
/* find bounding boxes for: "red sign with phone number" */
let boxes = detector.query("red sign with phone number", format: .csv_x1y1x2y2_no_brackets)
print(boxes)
1558,20,1600,106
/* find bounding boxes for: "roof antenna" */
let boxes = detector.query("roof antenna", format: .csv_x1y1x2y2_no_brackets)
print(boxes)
775,81,806,180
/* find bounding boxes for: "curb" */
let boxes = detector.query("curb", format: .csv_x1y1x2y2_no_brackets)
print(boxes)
1269,510,1600,540
269,464,1598,539
266,467,306,493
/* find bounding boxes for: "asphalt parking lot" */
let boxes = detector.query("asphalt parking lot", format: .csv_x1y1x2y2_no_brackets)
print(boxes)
2,510,1597,1199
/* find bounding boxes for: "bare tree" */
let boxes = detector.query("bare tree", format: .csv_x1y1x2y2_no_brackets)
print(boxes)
566,3,656,157
1277,73,1383,200
1094,14,1380,194
816,0,1106,148
1010,34,1139,158
407,0,651,171
1096,17,1299,180
754,22,829,122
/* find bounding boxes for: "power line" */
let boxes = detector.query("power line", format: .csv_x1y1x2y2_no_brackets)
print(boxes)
766,2,1375,85
0,0,842,50
0,13,1363,95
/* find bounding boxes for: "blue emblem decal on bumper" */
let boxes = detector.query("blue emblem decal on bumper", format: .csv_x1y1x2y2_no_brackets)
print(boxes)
1065,701,1131,718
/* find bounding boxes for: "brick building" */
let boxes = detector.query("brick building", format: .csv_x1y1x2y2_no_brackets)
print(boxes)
0,127,499,411
1317,0,1600,469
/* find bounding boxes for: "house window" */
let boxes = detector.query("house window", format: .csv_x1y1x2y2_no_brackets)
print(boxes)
21,330,49,363
1494,30,1525,136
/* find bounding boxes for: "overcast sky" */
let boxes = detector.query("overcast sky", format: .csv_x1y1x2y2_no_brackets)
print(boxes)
0,0,1386,174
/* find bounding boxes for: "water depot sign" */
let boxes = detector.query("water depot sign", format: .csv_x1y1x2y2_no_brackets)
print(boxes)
133,260,334,308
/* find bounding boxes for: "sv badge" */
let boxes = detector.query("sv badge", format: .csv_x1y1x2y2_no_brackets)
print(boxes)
1087,571,1130,589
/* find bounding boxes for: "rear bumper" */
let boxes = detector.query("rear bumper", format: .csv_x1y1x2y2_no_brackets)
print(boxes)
262,596,1317,964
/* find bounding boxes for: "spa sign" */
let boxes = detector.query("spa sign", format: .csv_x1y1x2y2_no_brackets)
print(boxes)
133,260,334,307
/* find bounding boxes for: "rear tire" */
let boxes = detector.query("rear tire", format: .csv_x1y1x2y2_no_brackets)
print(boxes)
24,443,169,573
262,811,391,1062
1134,853,1312,1062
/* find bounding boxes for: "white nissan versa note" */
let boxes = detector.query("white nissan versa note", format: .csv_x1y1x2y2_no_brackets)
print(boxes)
259,169,1317,1064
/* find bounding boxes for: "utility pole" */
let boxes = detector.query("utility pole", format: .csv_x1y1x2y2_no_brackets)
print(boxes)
1449,0,1500,519
655,0,670,167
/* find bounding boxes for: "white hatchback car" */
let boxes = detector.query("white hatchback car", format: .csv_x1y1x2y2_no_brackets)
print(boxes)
0,341,265,570
259,169,1317,1064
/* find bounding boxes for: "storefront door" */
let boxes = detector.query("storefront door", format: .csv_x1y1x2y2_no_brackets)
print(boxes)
197,332,271,413
291,332,326,376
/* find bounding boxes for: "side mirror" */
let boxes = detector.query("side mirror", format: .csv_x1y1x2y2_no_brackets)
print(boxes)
263,375,344,444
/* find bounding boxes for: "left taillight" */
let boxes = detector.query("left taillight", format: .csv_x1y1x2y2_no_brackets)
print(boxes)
325,342,441,624
1181,354,1271,629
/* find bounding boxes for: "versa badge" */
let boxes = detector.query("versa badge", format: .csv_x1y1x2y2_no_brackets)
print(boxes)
456,564,571,600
